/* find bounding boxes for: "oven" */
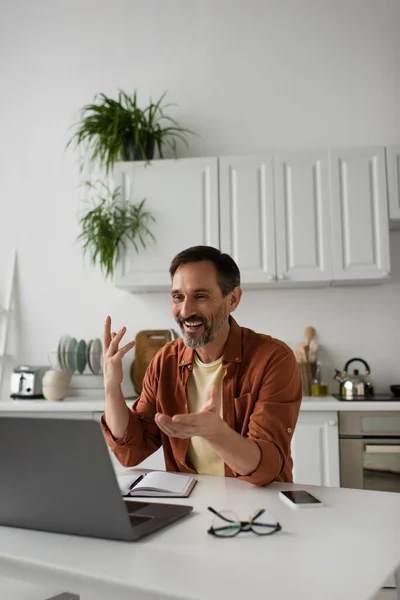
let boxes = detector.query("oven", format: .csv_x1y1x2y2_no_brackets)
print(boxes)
339,412,400,492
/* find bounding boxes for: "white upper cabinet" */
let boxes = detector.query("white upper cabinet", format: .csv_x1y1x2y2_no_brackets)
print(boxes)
113,158,219,292
112,147,394,293
386,145,400,222
330,147,391,282
274,150,332,283
219,156,276,285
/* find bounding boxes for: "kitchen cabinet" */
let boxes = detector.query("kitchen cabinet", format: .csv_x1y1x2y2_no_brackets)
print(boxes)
112,147,393,292
330,147,391,282
386,145,400,222
291,411,340,487
219,155,276,285
219,152,332,285
274,150,332,283
113,158,220,292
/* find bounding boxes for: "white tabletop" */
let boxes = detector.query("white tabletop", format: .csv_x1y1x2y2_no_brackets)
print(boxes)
0,468,399,600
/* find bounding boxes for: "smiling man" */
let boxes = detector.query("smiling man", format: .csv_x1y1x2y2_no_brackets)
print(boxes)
101,246,302,486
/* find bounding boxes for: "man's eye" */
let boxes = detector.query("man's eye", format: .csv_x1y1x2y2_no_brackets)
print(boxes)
196,295,207,299
173,295,183,301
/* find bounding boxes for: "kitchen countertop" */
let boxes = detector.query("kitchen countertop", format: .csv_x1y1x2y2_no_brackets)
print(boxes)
1,395,400,412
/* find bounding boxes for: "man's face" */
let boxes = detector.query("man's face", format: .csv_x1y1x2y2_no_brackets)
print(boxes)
171,261,231,349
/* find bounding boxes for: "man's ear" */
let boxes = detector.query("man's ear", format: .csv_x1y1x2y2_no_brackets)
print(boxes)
229,287,242,312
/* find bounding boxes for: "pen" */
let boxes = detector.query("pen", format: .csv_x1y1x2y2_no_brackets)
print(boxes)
129,474,144,493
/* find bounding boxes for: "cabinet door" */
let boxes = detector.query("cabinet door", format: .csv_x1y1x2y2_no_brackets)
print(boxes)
219,156,276,285
113,158,219,292
386,145,400,221
291,411,340,487
330,147,390,281
274,151,332,282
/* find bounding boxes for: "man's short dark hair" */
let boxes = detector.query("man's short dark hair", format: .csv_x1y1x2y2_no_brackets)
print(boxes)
169,246,241,296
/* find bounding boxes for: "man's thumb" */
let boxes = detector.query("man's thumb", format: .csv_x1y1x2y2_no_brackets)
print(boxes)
202,385,217,412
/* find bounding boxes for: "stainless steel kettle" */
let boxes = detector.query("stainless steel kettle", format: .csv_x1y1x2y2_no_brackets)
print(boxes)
333,358,374,399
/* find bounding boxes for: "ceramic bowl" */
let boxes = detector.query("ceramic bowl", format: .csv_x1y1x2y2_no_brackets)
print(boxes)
42,384,70,402
43,370,72,386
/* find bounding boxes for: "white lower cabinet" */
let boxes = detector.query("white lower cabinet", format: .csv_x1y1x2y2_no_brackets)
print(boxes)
291,411,340,487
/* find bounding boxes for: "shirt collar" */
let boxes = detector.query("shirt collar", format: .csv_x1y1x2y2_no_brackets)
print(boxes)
179,316,242,366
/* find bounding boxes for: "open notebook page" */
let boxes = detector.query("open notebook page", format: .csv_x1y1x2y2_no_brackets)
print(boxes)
117,471,195,496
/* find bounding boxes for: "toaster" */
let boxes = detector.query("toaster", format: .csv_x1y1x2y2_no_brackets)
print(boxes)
10,365,49,399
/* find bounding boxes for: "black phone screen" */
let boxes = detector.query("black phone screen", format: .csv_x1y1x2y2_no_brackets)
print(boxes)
281,490,321,504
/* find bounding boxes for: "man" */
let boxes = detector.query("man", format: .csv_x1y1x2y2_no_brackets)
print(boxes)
101,246,302,486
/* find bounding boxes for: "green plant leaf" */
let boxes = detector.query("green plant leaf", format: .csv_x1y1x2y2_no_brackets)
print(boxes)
77,182,155,279
67,89,196,171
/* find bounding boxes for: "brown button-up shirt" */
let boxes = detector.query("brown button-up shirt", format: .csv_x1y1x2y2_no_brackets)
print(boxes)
101,317,302,487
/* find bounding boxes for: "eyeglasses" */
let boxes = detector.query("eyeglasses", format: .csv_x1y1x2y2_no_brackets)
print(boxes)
207,506,282,538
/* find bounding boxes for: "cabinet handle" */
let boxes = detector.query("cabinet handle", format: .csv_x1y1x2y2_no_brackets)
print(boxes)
277,274,287,280
328,420,337,426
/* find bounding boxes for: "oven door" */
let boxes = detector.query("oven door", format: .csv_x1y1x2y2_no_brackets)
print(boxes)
340,438,400,492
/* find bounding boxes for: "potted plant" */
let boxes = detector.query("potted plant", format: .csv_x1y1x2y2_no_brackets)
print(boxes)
67,90,194,173
78,180,155,279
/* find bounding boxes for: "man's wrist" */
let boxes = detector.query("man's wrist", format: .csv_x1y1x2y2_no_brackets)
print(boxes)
202,418,229,444
105,383,123,398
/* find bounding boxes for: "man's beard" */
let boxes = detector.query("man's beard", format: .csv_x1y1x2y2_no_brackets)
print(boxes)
176,304,229,348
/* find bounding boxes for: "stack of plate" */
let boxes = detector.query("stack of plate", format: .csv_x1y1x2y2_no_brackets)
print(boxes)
57,336,103,375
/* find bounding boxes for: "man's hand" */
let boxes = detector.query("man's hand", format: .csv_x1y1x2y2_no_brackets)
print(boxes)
155,385,225,440
103,316,136,392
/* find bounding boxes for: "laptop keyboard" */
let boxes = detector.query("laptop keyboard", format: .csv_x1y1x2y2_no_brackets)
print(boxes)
129,514,152,527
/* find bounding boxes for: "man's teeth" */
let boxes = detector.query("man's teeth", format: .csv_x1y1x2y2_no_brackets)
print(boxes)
185,321,202,327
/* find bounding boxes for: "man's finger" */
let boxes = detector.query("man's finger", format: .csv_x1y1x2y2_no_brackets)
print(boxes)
103,316,112,350
199,385,218,413
107,326,127,354
155,416,191,439
171,414,201,428
156,414,196,437
116,340,136,359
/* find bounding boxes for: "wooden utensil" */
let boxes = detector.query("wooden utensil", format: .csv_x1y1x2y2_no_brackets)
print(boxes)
295,342,307,363
304,326,318,363
130,330,174,394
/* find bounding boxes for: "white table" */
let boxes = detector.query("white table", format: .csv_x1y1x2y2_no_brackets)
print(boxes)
1,469,400,600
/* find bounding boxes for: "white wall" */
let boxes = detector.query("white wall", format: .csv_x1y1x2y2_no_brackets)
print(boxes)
0,0,399,398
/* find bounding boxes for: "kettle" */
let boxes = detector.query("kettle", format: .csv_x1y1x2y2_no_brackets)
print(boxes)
333,358,374,399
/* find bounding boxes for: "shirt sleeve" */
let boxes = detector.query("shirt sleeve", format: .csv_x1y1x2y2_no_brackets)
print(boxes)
100,357,162,468
237,350,302,486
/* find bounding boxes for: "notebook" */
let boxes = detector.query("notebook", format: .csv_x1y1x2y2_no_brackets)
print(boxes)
117,471,197,498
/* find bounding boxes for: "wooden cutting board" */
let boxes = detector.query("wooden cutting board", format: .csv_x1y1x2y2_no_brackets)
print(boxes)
130,330,175,394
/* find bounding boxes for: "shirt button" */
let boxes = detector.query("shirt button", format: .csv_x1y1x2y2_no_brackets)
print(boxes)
180,461,185,466
188,365,192,371
287,427,292,433
235,357,240,361
185,403,188,410
181,361,185,366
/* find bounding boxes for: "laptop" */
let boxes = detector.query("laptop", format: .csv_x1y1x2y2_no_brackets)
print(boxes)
0,417,193,541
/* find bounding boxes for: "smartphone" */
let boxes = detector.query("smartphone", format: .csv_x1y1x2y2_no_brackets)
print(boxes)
279,490,322,508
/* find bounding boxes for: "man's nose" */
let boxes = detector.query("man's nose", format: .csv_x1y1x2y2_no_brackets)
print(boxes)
180,298,196,318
